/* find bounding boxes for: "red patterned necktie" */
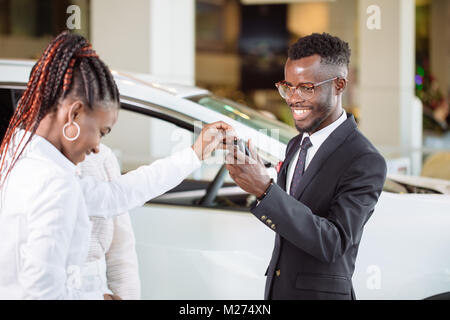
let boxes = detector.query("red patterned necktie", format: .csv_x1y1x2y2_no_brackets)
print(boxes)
289,137,313,196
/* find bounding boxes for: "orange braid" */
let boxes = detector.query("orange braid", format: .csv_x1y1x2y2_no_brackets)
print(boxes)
0,38,64,185
62,45,98,94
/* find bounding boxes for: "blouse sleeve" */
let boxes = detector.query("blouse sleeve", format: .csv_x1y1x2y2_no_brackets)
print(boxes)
79,147,201,219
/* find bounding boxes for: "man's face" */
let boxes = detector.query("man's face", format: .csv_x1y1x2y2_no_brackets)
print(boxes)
284,54,337,134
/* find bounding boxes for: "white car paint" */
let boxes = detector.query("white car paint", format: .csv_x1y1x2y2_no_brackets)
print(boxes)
354,192,450,299
1,59,450,300
131,205,274,300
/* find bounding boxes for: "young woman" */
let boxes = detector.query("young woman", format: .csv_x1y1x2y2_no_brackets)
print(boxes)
0,31,233,299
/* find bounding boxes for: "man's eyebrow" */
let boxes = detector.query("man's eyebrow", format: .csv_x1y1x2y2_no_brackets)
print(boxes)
285,80,314,86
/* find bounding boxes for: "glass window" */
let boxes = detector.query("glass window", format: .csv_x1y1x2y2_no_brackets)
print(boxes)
101,107,188,173
101,106,251,211
101,106,222,180
0,88,14,141
189,94,297,144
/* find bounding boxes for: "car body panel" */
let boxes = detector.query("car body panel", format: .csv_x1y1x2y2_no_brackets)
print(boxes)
130,204,274,299
353,192,450,299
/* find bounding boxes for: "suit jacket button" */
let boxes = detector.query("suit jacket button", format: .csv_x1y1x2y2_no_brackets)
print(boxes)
275,269,281,277
266,219,272,225
261,215,267,221
271,224,276,230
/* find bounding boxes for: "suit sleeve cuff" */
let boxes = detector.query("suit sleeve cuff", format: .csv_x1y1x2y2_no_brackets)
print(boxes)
251,181,278,216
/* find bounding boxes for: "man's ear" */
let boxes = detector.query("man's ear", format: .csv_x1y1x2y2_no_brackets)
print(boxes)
335,78,347,95
67,100,85,123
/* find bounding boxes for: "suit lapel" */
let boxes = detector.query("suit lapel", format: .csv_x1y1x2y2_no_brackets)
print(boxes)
292,114,357,199
277,134,303,191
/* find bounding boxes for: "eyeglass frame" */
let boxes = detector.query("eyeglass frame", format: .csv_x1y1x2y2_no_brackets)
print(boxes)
275,77,341,101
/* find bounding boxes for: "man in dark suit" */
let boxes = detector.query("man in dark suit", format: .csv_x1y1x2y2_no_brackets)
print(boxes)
226,33,387,300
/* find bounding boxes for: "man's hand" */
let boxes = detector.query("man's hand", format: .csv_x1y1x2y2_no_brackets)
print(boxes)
192,121,236,160
226,139,271,198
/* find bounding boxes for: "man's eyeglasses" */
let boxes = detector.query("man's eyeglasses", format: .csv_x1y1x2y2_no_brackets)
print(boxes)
275,77,338,101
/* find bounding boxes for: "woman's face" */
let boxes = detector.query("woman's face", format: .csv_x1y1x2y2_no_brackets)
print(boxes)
60,100,119,164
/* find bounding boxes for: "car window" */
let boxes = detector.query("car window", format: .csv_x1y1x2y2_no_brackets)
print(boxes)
12,90,23,108
102,106,224,179
101,107,189,173
0,88,16,141
102,105,251,211
188,94,297,144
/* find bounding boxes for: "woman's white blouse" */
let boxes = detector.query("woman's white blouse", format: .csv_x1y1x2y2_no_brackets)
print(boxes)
0,131,200,299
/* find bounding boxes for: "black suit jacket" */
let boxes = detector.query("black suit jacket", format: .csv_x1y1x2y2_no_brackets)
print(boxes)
251,114,387,300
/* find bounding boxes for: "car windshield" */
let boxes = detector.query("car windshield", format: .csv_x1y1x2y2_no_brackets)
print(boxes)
189,95,297,144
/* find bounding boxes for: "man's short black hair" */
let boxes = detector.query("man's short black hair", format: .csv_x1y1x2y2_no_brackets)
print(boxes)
288,33,351,68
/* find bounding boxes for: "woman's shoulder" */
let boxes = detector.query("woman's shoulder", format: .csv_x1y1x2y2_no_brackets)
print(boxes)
2,157,82,216
11,156,79,191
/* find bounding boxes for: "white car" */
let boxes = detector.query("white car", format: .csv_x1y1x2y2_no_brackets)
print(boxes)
1,59,449,300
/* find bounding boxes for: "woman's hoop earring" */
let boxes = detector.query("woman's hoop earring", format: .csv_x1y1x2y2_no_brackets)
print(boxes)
62,121,80,141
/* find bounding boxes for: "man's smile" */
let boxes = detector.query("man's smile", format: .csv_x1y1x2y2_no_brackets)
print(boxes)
291,107,312,121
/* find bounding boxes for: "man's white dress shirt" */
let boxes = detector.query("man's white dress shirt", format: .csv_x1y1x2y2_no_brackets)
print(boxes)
77,144,141,299
286,111,347,194
0,130,200,299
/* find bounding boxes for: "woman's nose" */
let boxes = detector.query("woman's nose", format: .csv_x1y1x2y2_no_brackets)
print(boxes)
92,146,100,154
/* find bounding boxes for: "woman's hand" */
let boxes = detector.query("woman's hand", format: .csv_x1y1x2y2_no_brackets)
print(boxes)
103,293,122,300
191,121,236,160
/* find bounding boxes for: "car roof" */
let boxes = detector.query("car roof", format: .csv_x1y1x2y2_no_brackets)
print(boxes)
0,59,209,98
115,71,210,99
0,59,287,160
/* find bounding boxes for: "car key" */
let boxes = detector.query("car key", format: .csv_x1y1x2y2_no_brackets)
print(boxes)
234,138,251,157
232,138,272,168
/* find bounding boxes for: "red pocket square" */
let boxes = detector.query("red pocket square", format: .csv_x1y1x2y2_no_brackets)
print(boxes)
275,161,283,173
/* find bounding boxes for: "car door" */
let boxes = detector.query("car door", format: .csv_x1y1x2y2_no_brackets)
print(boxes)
102,98,275,299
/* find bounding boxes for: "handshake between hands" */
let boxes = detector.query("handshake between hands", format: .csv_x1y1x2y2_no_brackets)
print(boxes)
191,121,272,199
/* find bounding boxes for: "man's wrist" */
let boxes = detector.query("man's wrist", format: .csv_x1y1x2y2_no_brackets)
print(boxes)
257,178,274,201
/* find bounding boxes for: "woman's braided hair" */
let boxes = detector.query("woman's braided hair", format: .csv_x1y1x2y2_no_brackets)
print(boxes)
0,30,120,186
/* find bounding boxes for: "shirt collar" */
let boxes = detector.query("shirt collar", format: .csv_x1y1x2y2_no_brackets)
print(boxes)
301,110,347,147
17,129,77,175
